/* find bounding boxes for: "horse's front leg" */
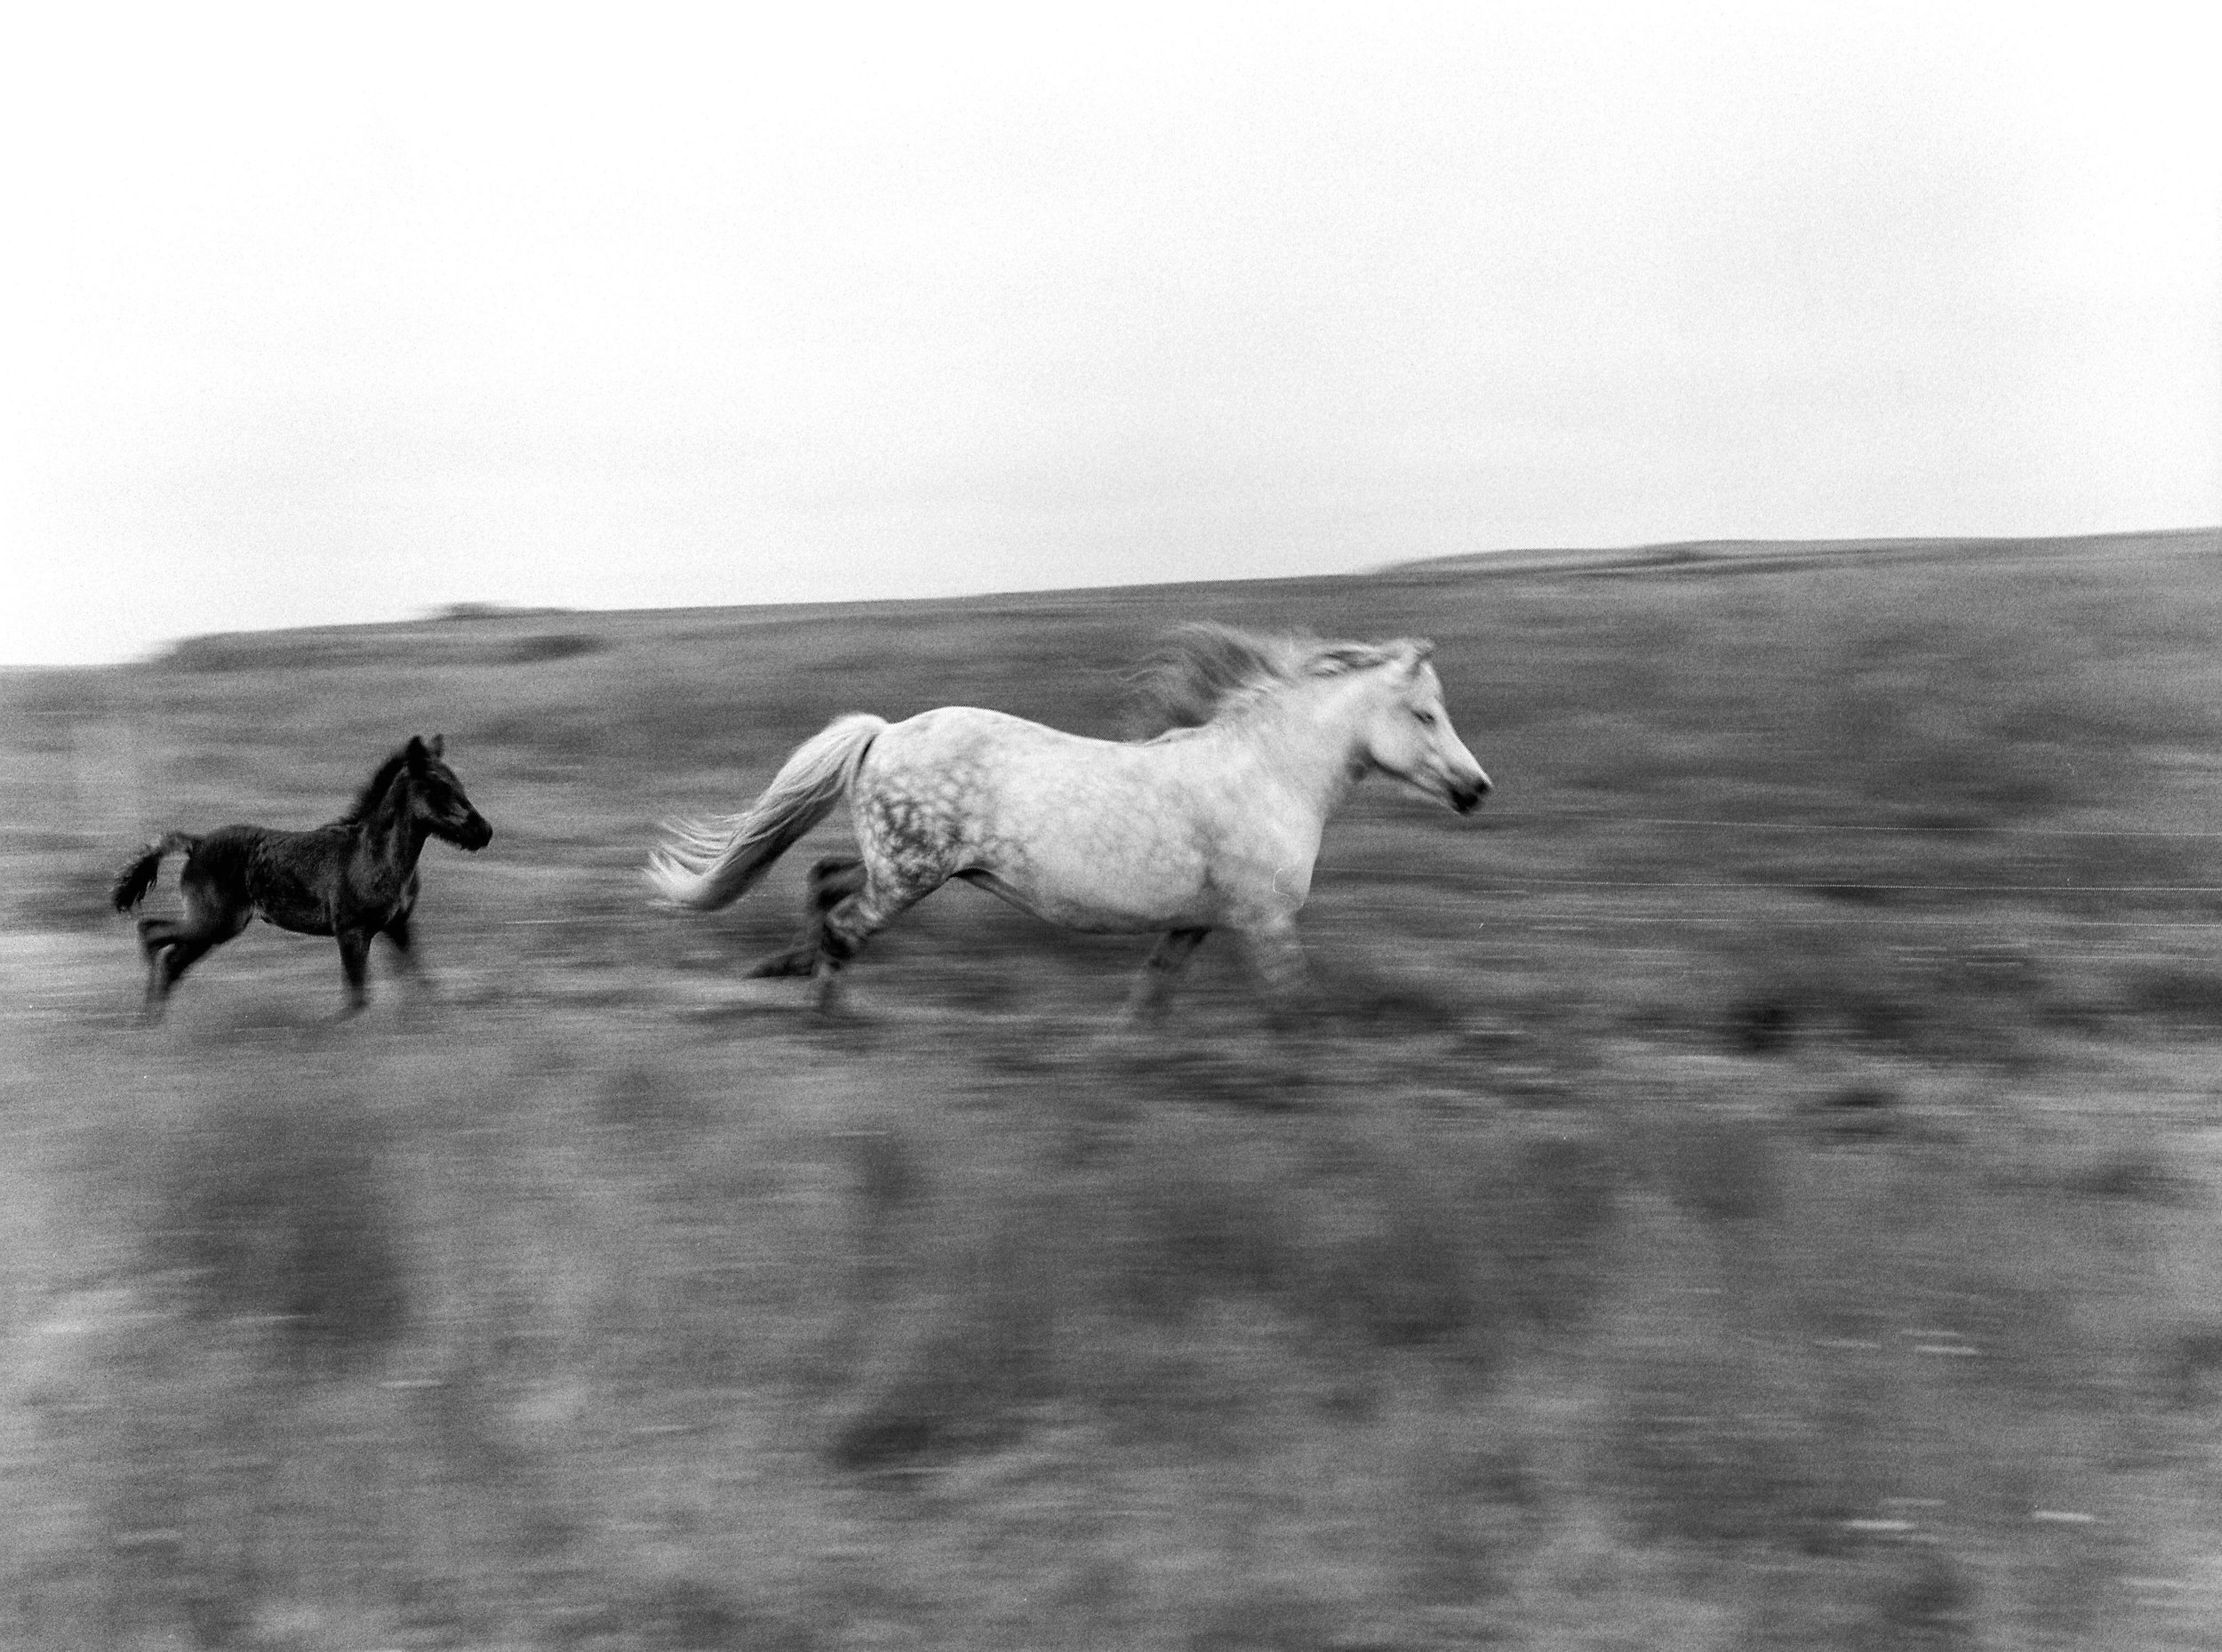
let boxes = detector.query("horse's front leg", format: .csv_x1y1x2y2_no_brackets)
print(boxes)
381,912,436,1002
1235,915,1314,1026
335,928,374,1017
1122,928,1211,1024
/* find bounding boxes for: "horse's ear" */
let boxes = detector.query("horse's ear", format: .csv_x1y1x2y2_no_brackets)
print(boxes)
1407,638,1435,662
428,734,445,758
405,736,429,770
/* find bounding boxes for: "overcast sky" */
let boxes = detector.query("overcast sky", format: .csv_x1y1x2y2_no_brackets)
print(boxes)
3,2,2217,665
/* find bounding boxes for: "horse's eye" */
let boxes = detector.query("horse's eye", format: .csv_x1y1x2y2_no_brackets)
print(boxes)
1413,708,1438,727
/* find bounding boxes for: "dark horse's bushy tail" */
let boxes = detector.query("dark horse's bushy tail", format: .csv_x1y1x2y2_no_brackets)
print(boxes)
111,832,200,912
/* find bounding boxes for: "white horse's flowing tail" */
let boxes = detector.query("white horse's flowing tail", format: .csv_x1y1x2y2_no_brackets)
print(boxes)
645,714,887,910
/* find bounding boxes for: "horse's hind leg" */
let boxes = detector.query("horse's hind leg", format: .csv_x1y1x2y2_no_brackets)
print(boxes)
140,922,242,1021
136,886,249,1021
137,916,185,1019
137,914,180,964
1122,928,1211,1024
808,863,937,1015
750,855,867,978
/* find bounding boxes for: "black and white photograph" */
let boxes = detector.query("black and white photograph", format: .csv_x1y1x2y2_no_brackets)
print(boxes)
4,2,2218,1645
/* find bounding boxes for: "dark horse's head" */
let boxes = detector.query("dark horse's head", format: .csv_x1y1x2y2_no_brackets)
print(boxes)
396,734,493,850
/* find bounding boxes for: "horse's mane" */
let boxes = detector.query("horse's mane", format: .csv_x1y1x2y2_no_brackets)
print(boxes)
1124,623,1414,737
342,746,413,821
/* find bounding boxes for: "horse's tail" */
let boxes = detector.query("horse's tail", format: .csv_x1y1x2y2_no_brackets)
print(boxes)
111,831,199,912
645,714,889,911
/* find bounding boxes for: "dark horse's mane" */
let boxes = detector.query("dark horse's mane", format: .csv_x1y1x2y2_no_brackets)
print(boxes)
341,747,414,822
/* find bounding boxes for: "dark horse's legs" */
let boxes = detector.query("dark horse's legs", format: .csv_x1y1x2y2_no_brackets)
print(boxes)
381,911,428,993
136,892,251,1021
138,903,412,1024
336,929,375,1016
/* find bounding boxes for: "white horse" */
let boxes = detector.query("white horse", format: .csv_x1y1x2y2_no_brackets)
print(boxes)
645,626,1491,1015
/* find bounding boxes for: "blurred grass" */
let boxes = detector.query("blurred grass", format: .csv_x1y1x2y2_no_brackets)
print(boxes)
4,528,2222,1648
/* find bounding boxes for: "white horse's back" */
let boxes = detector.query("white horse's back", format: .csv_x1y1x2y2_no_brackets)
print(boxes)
858,706,1225,932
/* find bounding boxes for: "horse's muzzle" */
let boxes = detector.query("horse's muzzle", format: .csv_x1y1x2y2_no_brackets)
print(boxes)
1450,778,1491,815
462,818,494,850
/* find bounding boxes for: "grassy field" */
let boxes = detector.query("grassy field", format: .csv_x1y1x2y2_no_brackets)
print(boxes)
4,527,2222,1649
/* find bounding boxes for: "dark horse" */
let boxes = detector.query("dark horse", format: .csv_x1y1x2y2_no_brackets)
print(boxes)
111,735,492,1019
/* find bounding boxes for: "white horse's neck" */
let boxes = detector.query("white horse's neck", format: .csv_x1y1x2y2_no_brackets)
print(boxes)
1220,674,1379,818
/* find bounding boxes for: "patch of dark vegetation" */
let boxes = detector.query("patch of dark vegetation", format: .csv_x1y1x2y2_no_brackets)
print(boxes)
1724,935,2059,1063
1869,1549,1979,1645
595,1063,707,1137
1111,1039,1318,1110
1826,1083,1895,1113
434,602,580,621
164,634,359,673
2032,953,2222,1040
149,1098,408,1376
1614,1382,1863,1548
505,633,606,665
827,1207,1061,1470
1312,1151,1483,1349
388,1572,499,1648
1738,1546,1979,1648
2053,1146,2195,1205
1307,963,1468,1035
2161,1324,2222,1408
1814,1083,1898,1141
846,1124,924,1218
1114,1153,1295,1322
1402,1435,1543,1604
1730,994,1798,1055
2122,962,2222,1028
1467,1133,1620,1330
551,1576,817,1651
1184,1592,1354,1651
1654,1113,1781,1225
819,1120,1623,1471
1805,880,1897,906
